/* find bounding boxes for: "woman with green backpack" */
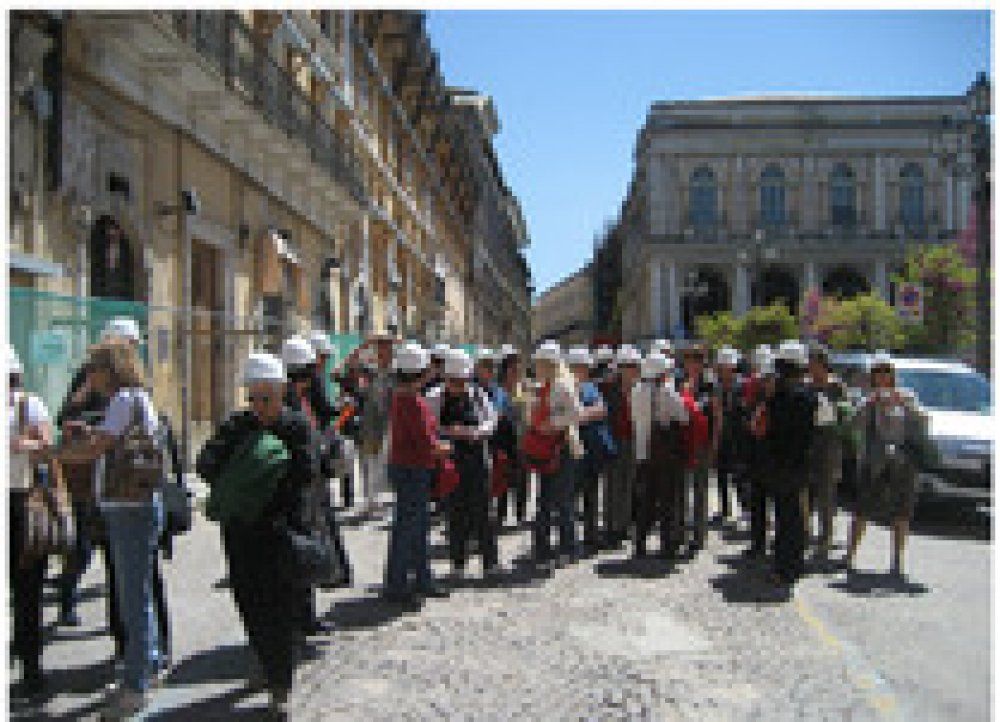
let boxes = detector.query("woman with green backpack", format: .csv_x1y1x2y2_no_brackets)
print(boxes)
196,351,319,719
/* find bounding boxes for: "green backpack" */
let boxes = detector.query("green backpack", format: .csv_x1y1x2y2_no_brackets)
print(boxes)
206,431,290,525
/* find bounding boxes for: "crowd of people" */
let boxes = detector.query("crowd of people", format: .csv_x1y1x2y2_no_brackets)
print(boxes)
8,318,931,719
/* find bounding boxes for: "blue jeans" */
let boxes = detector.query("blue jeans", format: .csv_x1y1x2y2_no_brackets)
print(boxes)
534,454,579,560
102,496,163,692
385,466,433,594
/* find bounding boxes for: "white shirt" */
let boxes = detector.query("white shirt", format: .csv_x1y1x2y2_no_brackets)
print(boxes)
630,379,689,462
96,388,160,506
8,391,51,491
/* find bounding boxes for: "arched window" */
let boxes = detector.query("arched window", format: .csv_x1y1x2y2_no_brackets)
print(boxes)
830,162,856,227
900,163,925,228
689,166,717,228
759,164,786,226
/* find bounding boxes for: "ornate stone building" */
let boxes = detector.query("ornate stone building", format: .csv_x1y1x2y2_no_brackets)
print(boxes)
598,90,983,343
532,264,593,347
8,10,530,455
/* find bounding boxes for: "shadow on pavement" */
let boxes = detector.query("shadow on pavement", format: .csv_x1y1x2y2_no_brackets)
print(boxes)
148,684,269,721
908,493,991,542
709,553,794,605
322,595,418,629
165,644,255,687
594,556,680,579
827,571,930,597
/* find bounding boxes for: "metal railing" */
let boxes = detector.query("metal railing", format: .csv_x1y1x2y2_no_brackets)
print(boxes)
166,11,366,204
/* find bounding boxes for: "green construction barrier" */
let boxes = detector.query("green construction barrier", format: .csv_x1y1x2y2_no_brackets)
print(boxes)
8,288,150,421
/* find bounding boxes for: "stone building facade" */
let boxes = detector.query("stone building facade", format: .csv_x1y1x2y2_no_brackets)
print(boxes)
8,10,530,455
531,264,593,347
596,91,982,343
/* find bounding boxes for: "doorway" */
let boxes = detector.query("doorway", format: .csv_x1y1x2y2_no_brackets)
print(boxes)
191,240,225,428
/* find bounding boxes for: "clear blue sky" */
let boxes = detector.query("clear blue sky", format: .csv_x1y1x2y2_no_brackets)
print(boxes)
425,10,991,295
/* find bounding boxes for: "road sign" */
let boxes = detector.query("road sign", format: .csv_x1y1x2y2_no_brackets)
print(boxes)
896,282,924,322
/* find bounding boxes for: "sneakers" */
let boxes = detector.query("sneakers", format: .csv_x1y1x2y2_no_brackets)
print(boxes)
101,688,147,720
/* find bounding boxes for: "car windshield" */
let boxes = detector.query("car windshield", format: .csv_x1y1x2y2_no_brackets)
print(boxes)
896,368,992,414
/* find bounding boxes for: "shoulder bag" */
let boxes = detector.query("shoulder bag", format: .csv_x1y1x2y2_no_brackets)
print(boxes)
103,394,165,503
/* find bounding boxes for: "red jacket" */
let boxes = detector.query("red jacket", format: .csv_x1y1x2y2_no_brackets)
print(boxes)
388,390,440,470
680,386,709,469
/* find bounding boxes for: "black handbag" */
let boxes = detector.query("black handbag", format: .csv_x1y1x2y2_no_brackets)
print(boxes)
275,518,336,582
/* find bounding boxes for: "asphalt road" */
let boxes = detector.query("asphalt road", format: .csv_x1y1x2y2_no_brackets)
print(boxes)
9,477,992,721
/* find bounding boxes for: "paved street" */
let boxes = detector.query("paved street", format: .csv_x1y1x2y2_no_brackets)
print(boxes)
10,481,991,721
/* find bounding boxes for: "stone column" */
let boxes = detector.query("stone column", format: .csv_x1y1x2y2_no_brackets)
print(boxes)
945,170,955,232
874,260,889,300
734,264,750,316
649,258,662,336
874,154,886,231
667,262,680,336
804,261,817,293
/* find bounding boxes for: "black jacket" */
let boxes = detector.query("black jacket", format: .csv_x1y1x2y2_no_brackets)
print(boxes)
196,408,319,533
764,381,817,472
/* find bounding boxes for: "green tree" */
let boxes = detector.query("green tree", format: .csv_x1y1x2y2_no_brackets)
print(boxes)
736,303,799,350
694,310,740,351
894,244,976,354
814,293,904,351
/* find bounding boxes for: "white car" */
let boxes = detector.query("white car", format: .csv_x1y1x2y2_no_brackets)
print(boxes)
893,357,994,489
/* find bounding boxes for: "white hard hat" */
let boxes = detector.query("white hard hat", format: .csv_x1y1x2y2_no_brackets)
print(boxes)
499,343,519,358
777,339,808,367
281,335,316,368
243,352,286,385
475,347,497,364
716,346,740,367
752,345,773,369
103,317,142,343
564,346,593,367
616,344,642,366
650,339,673,356
444,348,473,379
867,350,895,372
8,345,23,375
431,343,451,359
640,352,670,379
394,342,430,373
309,330,334,355
594,345,615,363
533,340,562,364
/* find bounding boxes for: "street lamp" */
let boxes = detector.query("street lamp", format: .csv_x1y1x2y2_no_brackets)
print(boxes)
738,228,779,308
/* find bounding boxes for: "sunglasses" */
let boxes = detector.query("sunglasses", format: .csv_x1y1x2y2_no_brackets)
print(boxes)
248,394,275,403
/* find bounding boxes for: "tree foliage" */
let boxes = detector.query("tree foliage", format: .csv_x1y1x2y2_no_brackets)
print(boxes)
693,303,798,352
894,244,976,354
813,292,904,351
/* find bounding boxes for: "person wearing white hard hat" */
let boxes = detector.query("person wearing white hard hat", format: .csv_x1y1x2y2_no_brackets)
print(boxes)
845,350,925,578
55,340,166,716
566,346,612,551
631,352,689,559
525,341,583,567
712,347,745,526
425,343,451,392
603,343,642,548
757,338,817,591
679,340,718,552
8,344,54,698
383,343,451,603
425,349,501,579
804,342,851,564
102,316,143,345
195,351,315,715
744,345,777,560
496,347,530,526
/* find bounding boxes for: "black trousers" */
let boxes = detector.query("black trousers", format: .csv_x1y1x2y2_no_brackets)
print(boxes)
772,476,806,583
635,460,686,556
340,473,354,509
223,525,300,692
575,457,601,547
447,453,498,570
498,461,528,525
10,491,46,676
716,458,741,519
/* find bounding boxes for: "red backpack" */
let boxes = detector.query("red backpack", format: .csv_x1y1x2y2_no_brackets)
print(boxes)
521,383,562,474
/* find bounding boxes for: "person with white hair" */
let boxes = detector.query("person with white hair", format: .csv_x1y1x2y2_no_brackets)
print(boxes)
8,345,54,699
604,344,642,548
845,351,926,578
425,349,501,579
525,341,583,568
631,352,689,559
